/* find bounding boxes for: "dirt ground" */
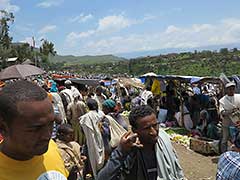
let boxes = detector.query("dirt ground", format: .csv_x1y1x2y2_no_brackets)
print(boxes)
173,143,218,180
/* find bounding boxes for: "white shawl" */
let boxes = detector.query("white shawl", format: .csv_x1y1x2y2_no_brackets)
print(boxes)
79,110,105,178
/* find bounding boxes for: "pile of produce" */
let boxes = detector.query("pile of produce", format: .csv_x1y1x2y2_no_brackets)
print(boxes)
165,128,191,147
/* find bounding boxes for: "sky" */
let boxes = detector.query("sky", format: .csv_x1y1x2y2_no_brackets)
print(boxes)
1,0,240,57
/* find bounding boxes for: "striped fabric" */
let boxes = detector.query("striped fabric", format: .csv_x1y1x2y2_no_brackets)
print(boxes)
217,151,240,180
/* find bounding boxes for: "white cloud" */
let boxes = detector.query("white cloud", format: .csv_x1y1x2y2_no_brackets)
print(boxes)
37,0,64,8
141,14,156,22
0,0,20,12
69,13,93,23
62,17,240,56
38,25,57,34
97,15,132,32
66,13,155,44
165,25,180,34
66,30,95,45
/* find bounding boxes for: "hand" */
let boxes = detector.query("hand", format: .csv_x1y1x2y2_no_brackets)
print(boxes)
80,155,87,162
119,131,143,154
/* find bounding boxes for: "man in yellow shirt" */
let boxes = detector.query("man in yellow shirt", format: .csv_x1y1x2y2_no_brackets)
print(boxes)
0,80,69,180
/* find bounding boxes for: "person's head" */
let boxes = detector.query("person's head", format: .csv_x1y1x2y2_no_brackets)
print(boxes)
57,124,74,143
0,80,54,160
129,105,158,147
96,86,103,96
200,110,209,122
80,86,88,97
102,99,116,114
100,81,105,87
73,93,80,103
225,82,236,96
64,80,72,89
86,98,98,111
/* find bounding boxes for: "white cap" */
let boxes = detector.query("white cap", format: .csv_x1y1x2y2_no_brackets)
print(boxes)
64,80,72,85
225,81,236,88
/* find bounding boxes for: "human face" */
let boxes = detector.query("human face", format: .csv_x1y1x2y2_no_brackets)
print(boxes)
135,113,159,147
226,86,235,96
2,98,54,160
63,129,74,143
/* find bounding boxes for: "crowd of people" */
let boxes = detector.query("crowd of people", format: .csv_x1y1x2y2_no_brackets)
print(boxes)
0,73,240,179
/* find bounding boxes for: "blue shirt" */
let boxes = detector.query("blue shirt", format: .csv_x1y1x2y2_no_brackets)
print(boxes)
217,151,240,180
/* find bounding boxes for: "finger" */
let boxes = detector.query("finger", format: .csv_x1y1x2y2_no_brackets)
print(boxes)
132,142,143,148
81,156,87,161
126,133,138,142
123,131,132,139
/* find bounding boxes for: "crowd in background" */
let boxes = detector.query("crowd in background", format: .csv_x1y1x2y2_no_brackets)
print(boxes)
1,72,240,179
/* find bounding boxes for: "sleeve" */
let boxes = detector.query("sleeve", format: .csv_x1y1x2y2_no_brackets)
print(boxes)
219,99,225,114
97,147,136,180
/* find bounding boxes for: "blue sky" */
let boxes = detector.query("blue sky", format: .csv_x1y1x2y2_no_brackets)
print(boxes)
1,0,240,56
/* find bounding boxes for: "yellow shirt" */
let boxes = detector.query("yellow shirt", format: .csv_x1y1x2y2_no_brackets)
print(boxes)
0,140,69,180
151,79,161,95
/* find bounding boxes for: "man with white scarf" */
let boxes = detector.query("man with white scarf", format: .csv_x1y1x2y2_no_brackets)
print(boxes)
219,81,240,153
97,105,184,180
79,99,105,179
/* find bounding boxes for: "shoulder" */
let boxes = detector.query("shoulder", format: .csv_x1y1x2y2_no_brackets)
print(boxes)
219,96,226,102
234,94,240,99
218,151,240,171
217,151,240,179
69,141,80,149
219,151,240,164
158,128,170,140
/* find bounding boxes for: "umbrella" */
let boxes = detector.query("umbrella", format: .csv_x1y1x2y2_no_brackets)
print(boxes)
0,64,45,80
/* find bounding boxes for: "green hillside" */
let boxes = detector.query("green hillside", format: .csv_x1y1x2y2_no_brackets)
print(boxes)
128,49,240,76
49,54,127,65
49,48,240,76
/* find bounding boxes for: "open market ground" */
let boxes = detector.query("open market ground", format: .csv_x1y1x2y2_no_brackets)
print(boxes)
173,143,218,180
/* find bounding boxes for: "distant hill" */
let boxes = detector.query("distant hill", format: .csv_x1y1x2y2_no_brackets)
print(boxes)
48,47,240,77
116,43,240,59
49,54,127,65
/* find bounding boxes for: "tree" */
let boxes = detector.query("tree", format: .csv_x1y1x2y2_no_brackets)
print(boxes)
233,48,238,53
0,10,14,49
10,43,35,63
0,10,14,69
220,48,229,55
39,39,57,69
40,39,57,57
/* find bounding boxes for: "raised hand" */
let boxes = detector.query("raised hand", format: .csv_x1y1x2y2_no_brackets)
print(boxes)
119,131,143,154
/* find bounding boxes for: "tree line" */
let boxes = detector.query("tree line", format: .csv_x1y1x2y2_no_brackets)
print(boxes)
0,10,56,69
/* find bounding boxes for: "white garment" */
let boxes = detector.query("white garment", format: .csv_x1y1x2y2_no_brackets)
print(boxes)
79,110,105,178
156,129,184,180
140,90,153,105
105,115,127,148
176,105,193,131
71,86,81,99
60,88,74,104
51,92,67,123
93,93,106,110
219,94,240,124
